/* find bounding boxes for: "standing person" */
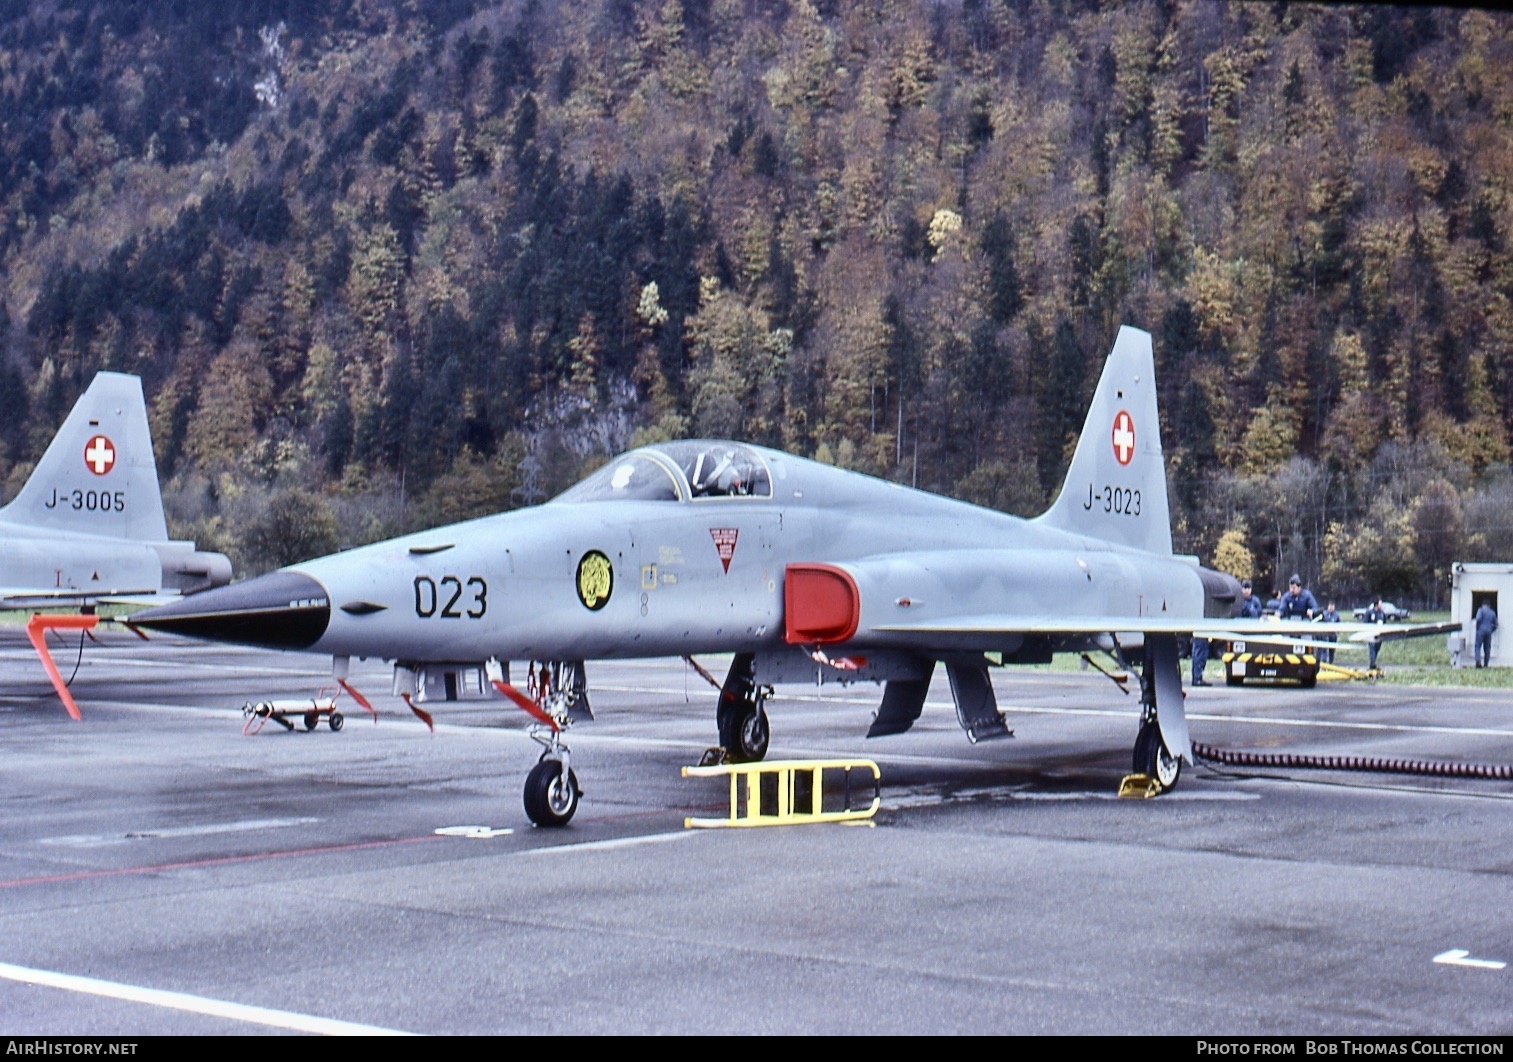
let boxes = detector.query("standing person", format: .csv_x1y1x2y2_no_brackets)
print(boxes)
1264,587,1283,615
1474,601,1499,668
1236,579,1263,619
1191,632,1211,686
1363,596,1388,670
1279,573,1319,620
1318,600,1340,663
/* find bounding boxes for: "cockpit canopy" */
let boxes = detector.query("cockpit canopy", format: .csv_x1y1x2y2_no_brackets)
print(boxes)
551,441,772,504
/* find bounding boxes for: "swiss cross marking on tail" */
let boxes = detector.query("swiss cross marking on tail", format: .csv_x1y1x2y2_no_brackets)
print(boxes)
84,435,116,475
709,528,739,573
1111,411,1135,467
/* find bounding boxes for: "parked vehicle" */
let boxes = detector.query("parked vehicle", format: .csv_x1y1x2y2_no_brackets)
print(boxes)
1218,640,1320,688
1352,601,1412,622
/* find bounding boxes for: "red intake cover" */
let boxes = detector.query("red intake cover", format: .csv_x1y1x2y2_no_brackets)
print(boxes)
784,564,860,644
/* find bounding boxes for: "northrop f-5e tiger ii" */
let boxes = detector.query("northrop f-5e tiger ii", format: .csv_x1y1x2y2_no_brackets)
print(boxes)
133,326,1428,825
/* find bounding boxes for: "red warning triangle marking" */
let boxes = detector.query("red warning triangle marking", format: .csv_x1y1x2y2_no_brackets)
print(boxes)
709,528,738,573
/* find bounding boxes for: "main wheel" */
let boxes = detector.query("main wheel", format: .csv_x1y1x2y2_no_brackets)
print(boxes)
303,710,319,731
729,705,770,763
524,759,580,827
1133,722,1181,791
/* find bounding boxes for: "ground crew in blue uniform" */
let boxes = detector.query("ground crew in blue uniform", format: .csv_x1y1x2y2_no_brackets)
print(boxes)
1236,579,1263,619
1474,601,1499,668
1363,597,1388,670
1318,600,1340,663
1279,574,1318,620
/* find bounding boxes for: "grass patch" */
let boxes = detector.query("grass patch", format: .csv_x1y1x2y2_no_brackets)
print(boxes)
1356,611,1512,686
1374,666,1512,688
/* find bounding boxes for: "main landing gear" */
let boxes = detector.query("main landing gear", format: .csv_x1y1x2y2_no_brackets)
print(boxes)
1133,719,1181,790
1132,644,1182,791
714,653,771,764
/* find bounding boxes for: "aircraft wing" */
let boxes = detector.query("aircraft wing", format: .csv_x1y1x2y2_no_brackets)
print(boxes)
872,614,1456,651
0,587,167,610
1361,620,1462,643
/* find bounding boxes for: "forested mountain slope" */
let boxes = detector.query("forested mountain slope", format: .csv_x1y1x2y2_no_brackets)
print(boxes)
1,0,1510,604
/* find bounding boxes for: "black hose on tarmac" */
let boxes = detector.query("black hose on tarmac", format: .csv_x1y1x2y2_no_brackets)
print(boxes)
1191,741,1513,781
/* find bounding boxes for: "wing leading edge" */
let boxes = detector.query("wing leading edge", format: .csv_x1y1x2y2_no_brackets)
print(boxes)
872,614,1458,651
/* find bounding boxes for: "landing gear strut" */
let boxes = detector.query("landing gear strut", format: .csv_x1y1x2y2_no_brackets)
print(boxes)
1133,647,1182,790
715,653,771,763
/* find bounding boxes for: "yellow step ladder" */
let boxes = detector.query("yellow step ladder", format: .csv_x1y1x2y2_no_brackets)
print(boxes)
682,758,881,828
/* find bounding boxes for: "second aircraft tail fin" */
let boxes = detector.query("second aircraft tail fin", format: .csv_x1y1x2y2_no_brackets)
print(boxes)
0,372,171,543
1033,326,1173,556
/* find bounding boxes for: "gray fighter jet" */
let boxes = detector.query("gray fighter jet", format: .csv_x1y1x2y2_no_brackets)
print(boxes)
2,372,232,716
132,327,1428,824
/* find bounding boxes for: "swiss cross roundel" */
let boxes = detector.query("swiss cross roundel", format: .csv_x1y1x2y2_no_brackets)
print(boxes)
84,435,116,476
1111,410,1135,467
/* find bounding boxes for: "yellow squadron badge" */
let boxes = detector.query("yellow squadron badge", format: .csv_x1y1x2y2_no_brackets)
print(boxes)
576,550,614,610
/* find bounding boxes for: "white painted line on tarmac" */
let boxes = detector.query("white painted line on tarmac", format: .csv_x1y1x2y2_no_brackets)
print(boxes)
1180,709,1513,738
0,649,330,678
39,817,322,848
518,830,698,855
434,825,514,838
0,961,419,1035
1433,949,1506,970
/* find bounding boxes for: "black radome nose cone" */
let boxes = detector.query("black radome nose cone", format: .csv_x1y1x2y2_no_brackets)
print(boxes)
131,571,331,650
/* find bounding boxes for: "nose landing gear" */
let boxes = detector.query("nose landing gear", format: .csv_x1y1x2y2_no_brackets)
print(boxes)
491,659,587,827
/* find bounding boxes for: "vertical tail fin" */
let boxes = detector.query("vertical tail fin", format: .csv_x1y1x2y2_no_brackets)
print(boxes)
1033,326,1173,555
0,372,170,542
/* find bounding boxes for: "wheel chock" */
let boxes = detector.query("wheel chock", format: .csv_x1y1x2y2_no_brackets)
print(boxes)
697,746,728,767
1118,773,1164,799
682,758,881,828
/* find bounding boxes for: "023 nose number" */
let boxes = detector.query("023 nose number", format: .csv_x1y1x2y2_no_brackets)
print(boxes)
414,575,487,618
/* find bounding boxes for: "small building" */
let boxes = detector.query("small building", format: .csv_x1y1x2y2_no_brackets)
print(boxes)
1448,562,1509,667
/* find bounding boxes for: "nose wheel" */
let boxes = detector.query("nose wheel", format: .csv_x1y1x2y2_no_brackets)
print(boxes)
524,755,580,827
492,660,585,827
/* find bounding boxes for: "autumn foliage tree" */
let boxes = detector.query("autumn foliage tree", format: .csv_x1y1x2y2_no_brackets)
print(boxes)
0,1,1508,592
